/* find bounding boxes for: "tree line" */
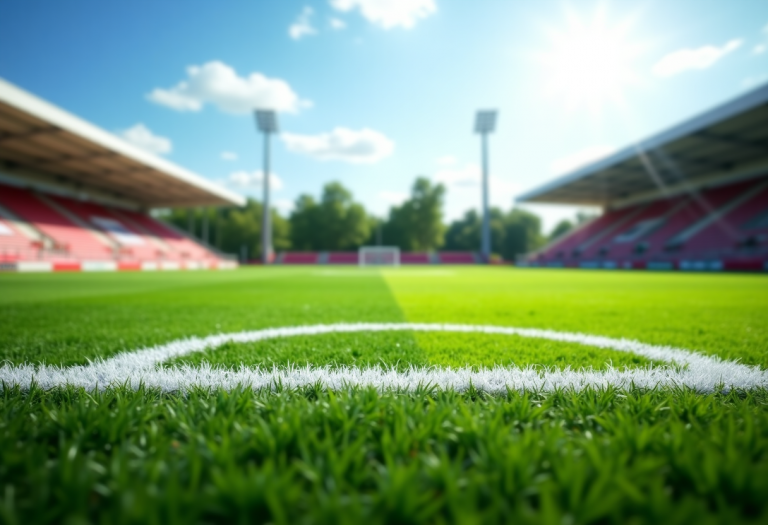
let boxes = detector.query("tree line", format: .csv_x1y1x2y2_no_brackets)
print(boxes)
159,176,579,261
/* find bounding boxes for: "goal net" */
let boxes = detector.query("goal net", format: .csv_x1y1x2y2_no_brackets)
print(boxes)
359,246,400,267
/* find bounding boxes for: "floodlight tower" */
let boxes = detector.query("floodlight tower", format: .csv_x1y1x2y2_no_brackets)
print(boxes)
254,109,278,264
474,110,498,263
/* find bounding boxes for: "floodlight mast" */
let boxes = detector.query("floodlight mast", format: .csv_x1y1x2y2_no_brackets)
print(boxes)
474,110,497,263
254,110,278,265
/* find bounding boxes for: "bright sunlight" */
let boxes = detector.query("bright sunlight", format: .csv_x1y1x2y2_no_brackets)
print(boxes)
540,6,644,110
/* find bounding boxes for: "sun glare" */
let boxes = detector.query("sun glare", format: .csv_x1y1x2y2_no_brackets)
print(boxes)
540,6,643,110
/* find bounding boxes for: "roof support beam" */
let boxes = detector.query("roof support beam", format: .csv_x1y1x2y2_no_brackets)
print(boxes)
652,152,734,173
695,130,768,151
0,125,60,143
31,150,119,166
608,158,768,209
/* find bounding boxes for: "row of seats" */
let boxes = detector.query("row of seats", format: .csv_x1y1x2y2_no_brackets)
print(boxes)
277,251,477,265
531,176,768,266
0,183,222,263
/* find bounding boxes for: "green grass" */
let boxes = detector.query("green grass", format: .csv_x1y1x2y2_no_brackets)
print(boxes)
1,267,768,524
171,332,658,370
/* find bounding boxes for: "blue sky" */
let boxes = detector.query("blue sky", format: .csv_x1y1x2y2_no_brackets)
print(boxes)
1,0,766,232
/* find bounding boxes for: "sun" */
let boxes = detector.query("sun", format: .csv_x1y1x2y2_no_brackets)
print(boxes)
539,6,644,110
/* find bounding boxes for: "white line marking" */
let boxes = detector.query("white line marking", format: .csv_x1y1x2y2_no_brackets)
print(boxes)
1,323,766,392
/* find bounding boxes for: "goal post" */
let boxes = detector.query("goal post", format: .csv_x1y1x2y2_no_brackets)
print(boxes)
359,246,400,267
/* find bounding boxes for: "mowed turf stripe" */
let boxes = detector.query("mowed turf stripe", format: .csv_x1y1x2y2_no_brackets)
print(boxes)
2,323,766,392
0,268,415,366
381,268,768,367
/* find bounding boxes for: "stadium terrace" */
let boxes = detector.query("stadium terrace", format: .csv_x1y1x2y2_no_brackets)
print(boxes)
518,84,768,273
0,78,243,272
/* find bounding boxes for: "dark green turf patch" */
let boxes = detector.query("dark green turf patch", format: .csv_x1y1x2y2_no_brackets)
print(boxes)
169,331,429,370
0,268,405,366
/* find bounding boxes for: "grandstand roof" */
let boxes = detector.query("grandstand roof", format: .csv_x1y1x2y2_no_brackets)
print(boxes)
0,78,245,208
517,84,768,208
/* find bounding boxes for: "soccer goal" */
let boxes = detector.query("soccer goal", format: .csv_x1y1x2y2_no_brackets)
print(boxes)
359,246,400,267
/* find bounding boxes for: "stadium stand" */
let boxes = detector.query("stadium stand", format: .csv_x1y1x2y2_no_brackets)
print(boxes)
439,252,478,264
0,183,113,260
519,83,768,272
0,77,244,272
0,214,37,262
280,252,319,264
400,252,431,264
327,252,360,265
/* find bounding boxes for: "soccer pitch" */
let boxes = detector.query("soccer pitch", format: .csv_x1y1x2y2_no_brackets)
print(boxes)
1,268,767,523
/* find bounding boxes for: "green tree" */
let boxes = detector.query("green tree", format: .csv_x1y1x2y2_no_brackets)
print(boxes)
382,177,446,251
288,195,320,250
501,208,543,260
158,200,290,260
549,219,574,241
218,200,290,259
289,182,371,250
444,208,505,254
444,207,544,260
576,210,598,224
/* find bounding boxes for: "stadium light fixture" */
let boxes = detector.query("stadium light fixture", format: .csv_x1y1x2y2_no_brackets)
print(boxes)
474,109,497,263
254,109,278,264
474,110,497,134
255,110,278,133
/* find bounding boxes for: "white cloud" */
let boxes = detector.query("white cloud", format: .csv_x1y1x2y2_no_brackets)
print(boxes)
281,127,394,164
221,151,238,161
227,170,283,191
330,0,436,29
435,155,457,166
147,61,310,114
118,124,172,155
329,17,347,30
652,39,742,77
550,145,615,176
289,6,317,40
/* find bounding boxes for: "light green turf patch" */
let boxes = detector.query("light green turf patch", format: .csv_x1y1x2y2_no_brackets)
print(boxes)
416,332,659,369
383,268,768,367
168,331,659,370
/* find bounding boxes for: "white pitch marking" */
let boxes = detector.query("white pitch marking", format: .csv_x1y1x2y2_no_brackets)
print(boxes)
1,323,766,393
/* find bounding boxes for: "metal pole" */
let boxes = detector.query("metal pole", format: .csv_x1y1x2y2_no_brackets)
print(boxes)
215,208,221,249
261,131,272,264
481,131,490,262
202,207,209,245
